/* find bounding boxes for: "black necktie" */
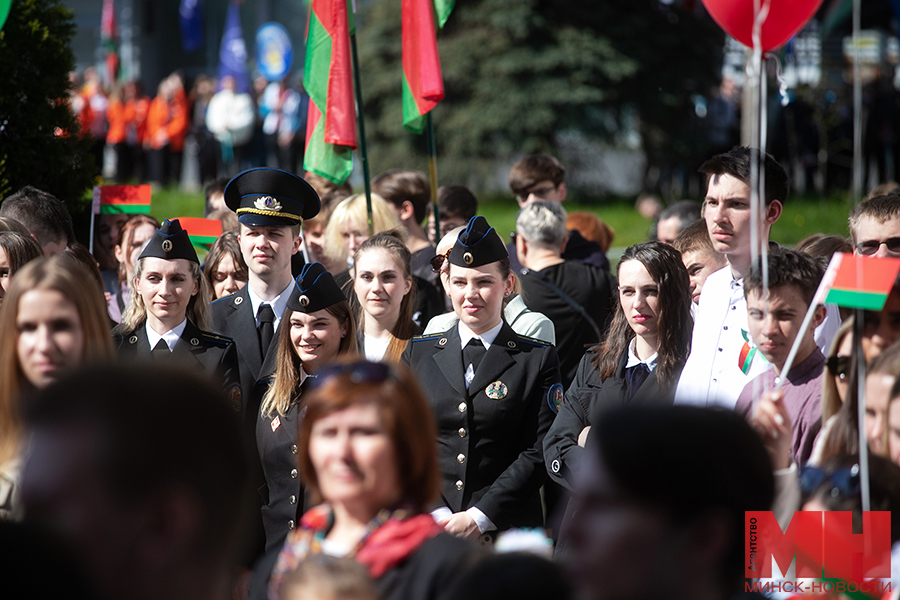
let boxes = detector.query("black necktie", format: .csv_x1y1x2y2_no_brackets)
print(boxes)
152,338,170,362
258,303,275,355
625,363,651,400
464,338,487,376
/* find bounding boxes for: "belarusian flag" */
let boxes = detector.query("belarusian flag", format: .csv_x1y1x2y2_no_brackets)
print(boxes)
303,0,356,184
814,253,900,310
101,0,118,84
92,185,151,215
174,217,223,249
402,0,446,134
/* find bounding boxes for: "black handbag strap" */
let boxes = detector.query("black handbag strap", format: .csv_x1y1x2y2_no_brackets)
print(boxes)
521,268,602,341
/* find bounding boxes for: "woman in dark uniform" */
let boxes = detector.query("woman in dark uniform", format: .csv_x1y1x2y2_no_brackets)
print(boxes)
113,219,241,408
544,242,692,493
402,216,562,540
257,261,358,553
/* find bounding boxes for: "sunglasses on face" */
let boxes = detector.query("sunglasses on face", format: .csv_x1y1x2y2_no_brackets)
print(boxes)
798,464,860,498
308,361,394,390
430,249,452,273
855,237,900,256
826,355,851,382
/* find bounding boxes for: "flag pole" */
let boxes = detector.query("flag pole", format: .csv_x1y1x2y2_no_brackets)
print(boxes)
349,28,373,235
426,112,440,244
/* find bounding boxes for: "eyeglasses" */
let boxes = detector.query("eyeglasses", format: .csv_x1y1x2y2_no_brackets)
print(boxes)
826,355,851,382
799,464,860,498
516,185,559,203
855,237,900,256
308,361,394,390
430,249,452,273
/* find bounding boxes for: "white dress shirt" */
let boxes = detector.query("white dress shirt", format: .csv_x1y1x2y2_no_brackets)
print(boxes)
146,319,187,351
247,280,293,331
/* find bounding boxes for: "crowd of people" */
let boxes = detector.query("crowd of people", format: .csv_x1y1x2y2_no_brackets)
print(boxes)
0,147,899,600
69,67,308,186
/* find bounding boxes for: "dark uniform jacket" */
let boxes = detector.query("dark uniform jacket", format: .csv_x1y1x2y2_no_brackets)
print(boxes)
544,349,679,491
401,323,562,531
211,286,282,427
256,386,308,553
113,319,241,411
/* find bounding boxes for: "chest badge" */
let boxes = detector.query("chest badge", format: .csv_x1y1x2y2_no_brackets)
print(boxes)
485,380,508,400
271,416,281,431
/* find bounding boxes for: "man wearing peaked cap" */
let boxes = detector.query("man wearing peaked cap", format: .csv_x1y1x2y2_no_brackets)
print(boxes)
112,218,241,410
224,167,321,227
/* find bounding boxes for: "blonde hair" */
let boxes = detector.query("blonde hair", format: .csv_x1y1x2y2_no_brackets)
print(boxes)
261,301,359,418
0,256,114,466
351,231,417,363
116,256,212,334
322,194,402,264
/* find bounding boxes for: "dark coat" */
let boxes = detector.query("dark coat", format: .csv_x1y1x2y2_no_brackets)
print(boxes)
256,394,307,553
543,349,678,491
113,319,241,411
210,286,283,427
401,323,562,530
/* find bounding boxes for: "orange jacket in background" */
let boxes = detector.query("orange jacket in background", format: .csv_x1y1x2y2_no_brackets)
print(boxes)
145,94,187,151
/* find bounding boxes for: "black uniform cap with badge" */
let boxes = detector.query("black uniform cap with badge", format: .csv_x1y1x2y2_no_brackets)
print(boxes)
224,167,321,227
287,262,346,314
138,218,199,263
448,215,508,268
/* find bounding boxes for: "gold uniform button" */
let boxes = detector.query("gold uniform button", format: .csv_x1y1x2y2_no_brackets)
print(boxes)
457,453,466,463
289,495,297,504
455,480,464,490
288,519,295,529
290,469,298,479
458,402,467,413
458,428,466,437
291,444,298,455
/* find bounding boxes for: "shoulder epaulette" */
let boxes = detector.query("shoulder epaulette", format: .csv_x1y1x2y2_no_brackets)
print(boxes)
411,334,443,343
515,335,551,348
200,332,234,346
210,295,231,305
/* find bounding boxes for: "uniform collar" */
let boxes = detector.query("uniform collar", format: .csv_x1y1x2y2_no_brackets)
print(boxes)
457,320,503,351
625,337,658,371
247,280,293,327
146,318,187,351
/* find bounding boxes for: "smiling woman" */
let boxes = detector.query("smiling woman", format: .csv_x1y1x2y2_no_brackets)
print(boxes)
0,255,113,520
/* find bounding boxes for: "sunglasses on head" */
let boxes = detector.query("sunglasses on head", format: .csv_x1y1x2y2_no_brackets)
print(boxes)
308,361,394,390
430,249,452,273
855,237,900,256
799,464,860,498
826,355,851,382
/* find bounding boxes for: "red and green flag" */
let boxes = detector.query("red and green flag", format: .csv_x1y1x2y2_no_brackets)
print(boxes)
401,0,447,133
814,253,900,310
303,0,356,184
174,217,223,250
101,0,119,85
92,185,151,215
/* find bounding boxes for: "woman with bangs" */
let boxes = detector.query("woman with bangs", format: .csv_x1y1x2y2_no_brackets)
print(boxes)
0,255,114,520
257,262,358,554
544,241,693,494
113,219,240,403
263,360,473,600
107,213,160,323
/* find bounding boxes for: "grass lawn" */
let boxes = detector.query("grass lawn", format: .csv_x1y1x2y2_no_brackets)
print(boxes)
149,186,856,256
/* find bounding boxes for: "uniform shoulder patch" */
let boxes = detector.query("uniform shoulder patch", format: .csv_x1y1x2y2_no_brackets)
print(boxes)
226,383,242,413
547,383,564,414
516,334,550,348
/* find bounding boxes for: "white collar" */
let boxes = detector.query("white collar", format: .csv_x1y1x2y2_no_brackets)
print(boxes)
626,337,658,371
458,320,503,351
247,280,293,327
146,319,188,352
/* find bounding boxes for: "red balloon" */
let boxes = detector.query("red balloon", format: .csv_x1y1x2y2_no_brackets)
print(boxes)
701,0,824,51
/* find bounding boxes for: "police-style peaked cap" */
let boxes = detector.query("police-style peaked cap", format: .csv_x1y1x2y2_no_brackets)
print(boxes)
138,219,199,264
287,262,346,313
224,168,320,227
449,215,508,268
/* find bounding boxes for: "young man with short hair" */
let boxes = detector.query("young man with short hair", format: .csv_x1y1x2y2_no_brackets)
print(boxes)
372,169,435,274
675,146,839,409
425,185,478,246
0,186,74,256
672,218,726,306
734,249,827,466
848,194,900,258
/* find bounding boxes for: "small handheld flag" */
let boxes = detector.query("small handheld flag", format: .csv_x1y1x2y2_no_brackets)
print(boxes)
91,185,152,215
172,217,223,251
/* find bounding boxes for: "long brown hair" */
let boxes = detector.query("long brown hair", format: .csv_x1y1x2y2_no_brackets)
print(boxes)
591,242,692,391
115,214,160,284
261,301,359,418
351,231,418,363
0,256,114,466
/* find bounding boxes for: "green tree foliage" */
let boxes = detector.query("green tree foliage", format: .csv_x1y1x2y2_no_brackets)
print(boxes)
356,0,723,187
0,0,94,212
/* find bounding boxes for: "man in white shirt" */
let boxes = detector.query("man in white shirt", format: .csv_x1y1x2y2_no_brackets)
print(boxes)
675,147,839,409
